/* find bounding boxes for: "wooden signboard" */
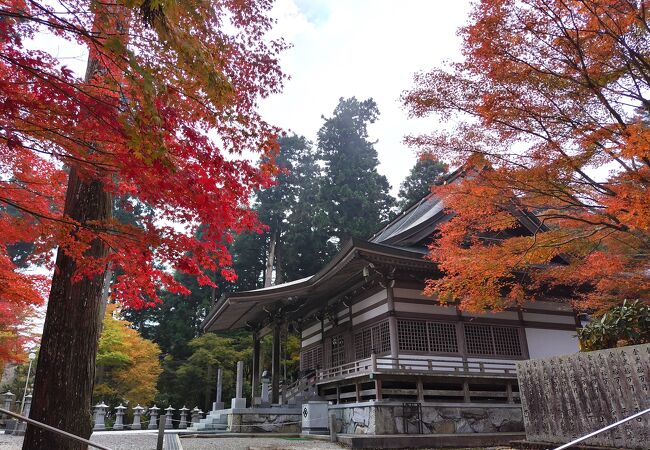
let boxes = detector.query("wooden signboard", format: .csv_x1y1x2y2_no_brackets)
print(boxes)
517,344,649,449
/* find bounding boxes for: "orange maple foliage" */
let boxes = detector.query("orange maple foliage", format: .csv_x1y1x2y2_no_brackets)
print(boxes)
403,0,650,312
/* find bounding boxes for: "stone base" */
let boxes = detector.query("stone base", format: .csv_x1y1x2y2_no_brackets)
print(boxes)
231,398,246,409
302,401,329,436
4,419,17,434
227,406,301,433
337,432,525,449
329,401,524,435
212,402,224,411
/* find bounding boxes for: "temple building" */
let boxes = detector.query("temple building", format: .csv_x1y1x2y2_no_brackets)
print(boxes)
201,170,580,439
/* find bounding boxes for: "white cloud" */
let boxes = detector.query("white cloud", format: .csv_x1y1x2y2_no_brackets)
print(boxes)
260,0,472,194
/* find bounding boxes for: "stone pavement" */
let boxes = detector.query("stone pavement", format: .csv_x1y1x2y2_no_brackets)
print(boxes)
180,437,343,450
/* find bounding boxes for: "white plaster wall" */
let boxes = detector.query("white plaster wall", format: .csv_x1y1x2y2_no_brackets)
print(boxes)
525,328,579,358
302,322,320,339
352,303,389,326
351,290,387,314
394,288,436,300
394,301,456,315
462,310,519,320
302,333,322,348
522,312,576,325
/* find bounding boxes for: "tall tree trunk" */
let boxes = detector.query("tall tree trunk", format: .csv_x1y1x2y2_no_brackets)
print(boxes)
23,171,112,450
275,240,284,285
23,3,123,449
263,229,278,288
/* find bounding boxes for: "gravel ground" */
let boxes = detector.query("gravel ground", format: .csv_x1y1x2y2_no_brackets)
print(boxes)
180,437,344,450
0,432,161,450
1,432,516,450
0,434,21,450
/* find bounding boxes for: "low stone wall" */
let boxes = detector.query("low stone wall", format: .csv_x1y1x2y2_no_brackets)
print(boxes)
329,401,523,435
517,343,650,449
227,407,301,433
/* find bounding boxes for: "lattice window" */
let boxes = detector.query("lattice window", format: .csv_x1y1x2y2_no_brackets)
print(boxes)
301,345,323,371
464,324,494,355
354,328,372,359
397,320,428,352
427,322,458,353
464,324,522,357
354,320,390,358
372,321,391,354
493,326,522,356
331,334,346,367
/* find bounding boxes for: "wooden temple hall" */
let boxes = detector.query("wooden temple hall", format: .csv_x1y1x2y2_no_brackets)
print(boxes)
201,176,580,426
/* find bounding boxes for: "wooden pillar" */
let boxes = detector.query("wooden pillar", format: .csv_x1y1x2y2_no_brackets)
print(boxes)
463,381,470,403
386,283,399,358
375,378,382,400
355,382,361,402
416,378,424,403
251,330,261,402
272,321,281,404
506,381,514,404
336,385,341,404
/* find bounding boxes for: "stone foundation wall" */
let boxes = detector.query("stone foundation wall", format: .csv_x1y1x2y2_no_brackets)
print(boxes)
227,408,301,433
330,401,523,435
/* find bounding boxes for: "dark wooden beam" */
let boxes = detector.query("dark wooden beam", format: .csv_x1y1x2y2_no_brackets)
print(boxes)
271,320,281,404
251,329,261,402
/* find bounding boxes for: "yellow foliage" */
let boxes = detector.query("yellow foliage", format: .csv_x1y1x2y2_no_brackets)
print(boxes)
95,304,162,406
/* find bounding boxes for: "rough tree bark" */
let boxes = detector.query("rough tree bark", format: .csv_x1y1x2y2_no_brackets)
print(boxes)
23,3,123,449
22,171,112,450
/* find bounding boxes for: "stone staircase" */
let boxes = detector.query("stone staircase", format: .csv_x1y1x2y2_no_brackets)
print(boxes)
187,410,228,432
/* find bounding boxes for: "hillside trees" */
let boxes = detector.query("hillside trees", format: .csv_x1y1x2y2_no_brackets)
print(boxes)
1,1,285,448
318,97,395,242
403,0,650,312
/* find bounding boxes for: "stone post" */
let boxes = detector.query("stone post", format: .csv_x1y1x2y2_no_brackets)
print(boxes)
261,369,270,406
148,405,160,430
231,361,246,409
212,368,224,411
12,394,31,436
164,405,175,429
132,404,144,430
178,406,189,429
92,401,108,431
114,404,126,430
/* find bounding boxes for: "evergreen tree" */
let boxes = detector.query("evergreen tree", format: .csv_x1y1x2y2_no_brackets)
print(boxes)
397,158,447,208
317,97,394,242
232,134,332,287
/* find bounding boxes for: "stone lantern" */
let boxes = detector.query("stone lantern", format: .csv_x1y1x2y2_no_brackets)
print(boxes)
132,404,145,430
147,405,160,430
164,405,175,429
178,406,189,429
93,401,108,431
113,404,127,430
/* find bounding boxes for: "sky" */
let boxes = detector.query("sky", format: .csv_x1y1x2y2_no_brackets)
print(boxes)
260,0,473,195
30,0,473,195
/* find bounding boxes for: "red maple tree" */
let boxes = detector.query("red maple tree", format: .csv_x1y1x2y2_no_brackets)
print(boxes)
1,0,285,447
403,0,650,313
